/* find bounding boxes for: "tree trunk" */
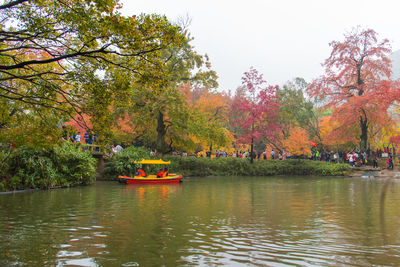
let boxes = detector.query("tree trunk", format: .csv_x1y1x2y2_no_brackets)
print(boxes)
358,76,368,151
250,123,254,164
156,111,167,154
250,137,254,164
360,115,368,152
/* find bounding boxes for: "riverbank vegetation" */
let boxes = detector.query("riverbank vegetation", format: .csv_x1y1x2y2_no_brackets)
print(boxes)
103,146,151,178
164,157,350,177
102,147,350,179
0,144,96,192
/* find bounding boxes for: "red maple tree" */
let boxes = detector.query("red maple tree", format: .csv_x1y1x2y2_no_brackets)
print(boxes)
230,67,280,162
307,28,399,151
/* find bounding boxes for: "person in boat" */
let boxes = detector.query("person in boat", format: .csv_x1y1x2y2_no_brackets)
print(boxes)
136,168,146,177
163,167,169,177
156,169,164,178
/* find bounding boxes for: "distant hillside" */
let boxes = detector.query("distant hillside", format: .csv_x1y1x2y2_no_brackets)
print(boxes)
391,49,400,80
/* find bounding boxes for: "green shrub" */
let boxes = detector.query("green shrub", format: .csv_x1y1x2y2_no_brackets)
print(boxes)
7,147,56,190
0,149,10,181
103,146,151,179
52,143,97,186
0,143,97,191
161,157,350,177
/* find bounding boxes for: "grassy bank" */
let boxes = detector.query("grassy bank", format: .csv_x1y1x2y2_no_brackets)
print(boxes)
104,151,350,179
0,143,97,192
164,157,350,177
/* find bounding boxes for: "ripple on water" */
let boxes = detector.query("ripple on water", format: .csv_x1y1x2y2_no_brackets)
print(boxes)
92,244,107,248
78,227,92,230
121,262,139,267
57,258,98,267
181,224,374,266
93,232,107,237
52,244,72,249
56,251,83,257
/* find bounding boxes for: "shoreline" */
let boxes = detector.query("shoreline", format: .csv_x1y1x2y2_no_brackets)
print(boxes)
0,184,89,195
348,167,400,178
2,169,400,194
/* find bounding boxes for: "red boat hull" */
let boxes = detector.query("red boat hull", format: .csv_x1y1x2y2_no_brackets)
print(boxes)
118,175,183,184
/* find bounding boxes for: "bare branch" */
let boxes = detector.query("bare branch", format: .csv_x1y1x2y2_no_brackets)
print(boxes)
0,0,28,10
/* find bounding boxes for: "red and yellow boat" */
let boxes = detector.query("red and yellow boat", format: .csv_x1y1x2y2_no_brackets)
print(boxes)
118,159,183,184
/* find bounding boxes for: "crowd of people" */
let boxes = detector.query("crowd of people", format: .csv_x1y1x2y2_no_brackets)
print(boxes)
188,146,399,170
62,126,98,146
311,148,398,169
196,149,288,160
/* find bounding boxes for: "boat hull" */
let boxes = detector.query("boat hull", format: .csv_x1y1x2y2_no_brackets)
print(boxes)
118,175,183,184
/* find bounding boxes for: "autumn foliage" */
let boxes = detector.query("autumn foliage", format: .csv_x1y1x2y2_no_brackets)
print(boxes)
5,11,400,158
307,28,399,151
282,126,311,156
230,67,280,161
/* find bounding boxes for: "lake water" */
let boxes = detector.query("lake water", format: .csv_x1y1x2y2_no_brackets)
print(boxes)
1,176,400,266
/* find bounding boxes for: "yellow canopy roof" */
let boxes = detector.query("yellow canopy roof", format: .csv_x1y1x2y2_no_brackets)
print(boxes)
134,159,171,165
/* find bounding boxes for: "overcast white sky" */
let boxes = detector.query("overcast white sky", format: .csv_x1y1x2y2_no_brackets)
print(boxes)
120,0,400,92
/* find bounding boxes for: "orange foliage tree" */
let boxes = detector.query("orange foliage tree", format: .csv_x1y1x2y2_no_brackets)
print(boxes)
307,28,399,151
282,126,311,156
181,84,233,152
318,116,358,147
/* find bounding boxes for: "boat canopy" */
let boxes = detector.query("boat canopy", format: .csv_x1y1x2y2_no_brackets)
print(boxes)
133,159,171,165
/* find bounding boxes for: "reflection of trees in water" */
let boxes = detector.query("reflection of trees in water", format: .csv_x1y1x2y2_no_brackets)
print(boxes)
3,179,400,265
380,177,395,244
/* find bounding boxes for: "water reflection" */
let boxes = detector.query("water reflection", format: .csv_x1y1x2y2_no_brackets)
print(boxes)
1,177,400,266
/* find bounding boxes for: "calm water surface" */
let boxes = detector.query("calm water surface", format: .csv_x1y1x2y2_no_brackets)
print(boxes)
1,176,400,266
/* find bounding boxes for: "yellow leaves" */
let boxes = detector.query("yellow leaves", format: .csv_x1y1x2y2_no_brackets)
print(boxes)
319,115,358,146
372,125,400,148
319,116,333,143
192,89,229,123
282,126,311,156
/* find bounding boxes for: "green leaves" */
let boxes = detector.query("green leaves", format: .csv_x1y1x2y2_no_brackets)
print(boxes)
0,0,185,145
0,143,96,191
278,78,320,140
1,0,222,153
103,146,150,178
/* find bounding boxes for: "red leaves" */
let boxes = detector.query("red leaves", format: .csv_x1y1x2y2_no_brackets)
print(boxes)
390,135,400,144
307,27,399,148
230,67,280,145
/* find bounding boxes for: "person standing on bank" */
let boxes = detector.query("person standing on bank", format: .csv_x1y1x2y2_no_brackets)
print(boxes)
373,154,378,169
387,156,394,170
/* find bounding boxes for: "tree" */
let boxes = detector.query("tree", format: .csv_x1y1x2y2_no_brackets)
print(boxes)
230,67,280,163
111,22,218,153
278,78,322,144
0,98,63,148
307,27,399,151
150,28,217,153
187,86,232,152
281,126,311,156
0,0,184,138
